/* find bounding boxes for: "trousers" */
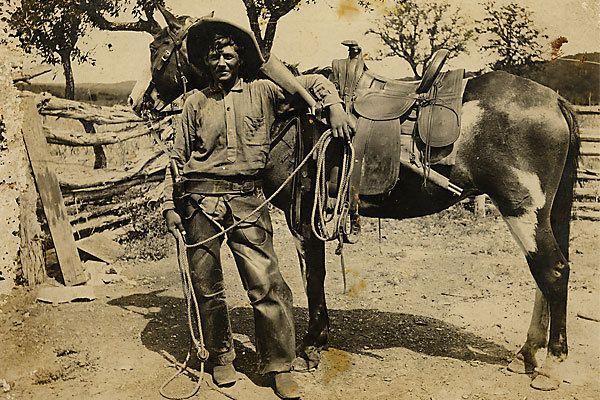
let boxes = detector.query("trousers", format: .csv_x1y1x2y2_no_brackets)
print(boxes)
178,194,296,374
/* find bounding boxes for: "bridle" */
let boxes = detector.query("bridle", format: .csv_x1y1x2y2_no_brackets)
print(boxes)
142,18,200,117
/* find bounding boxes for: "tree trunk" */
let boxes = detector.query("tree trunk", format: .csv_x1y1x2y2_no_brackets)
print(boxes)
60,52,75,100
244,2,266,54
262,17,280,56
409,62,421,80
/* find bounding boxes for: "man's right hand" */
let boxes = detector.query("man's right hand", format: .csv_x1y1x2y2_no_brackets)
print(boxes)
164,209,185,237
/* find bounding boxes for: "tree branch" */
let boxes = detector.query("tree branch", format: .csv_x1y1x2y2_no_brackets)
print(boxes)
243,0,266,52
12,67,52,84
86,9,161,35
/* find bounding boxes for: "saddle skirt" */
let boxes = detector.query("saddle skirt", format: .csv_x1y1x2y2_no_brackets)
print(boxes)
353,69,466,196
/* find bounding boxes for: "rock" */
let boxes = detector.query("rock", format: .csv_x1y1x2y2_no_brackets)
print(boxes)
0,378,10,393
37,286,96,304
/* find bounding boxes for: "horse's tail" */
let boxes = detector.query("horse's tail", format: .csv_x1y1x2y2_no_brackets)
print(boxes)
551,98,581,261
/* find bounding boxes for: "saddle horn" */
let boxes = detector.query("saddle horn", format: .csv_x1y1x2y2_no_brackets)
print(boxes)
156,3,182,31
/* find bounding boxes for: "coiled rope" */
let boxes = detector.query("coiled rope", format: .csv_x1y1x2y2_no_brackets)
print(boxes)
311,134,355,293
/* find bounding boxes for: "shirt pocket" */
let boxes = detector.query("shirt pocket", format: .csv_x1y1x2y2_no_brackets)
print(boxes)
243,115,269,146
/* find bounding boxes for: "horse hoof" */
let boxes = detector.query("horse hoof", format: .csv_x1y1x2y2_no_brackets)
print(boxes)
291,356,319,372
507,358,526,374
531,369,561,391
507,354,533,374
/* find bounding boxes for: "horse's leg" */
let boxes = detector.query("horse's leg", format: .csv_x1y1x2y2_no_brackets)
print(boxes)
507,288,549,373
506,106,577,380
526,218,570,391
285,218,329,371
490,170,570,391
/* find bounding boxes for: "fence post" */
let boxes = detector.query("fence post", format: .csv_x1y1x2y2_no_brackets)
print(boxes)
18,156,45,285
21,96,87,286
81,120,107,169
474,195,486,218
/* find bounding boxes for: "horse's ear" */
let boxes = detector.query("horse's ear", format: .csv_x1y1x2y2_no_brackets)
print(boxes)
156,3,181,31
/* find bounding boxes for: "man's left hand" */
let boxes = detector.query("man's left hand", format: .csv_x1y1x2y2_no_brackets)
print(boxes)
328,103,356,141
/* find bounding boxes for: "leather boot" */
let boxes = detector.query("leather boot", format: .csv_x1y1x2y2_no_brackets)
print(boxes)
212,364,237,387
273,371,301,399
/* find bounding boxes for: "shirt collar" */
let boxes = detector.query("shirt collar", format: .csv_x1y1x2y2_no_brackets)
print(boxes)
209,78,244,94
231,79,244,92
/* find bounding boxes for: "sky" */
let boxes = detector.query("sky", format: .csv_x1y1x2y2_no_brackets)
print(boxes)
24,0,600,84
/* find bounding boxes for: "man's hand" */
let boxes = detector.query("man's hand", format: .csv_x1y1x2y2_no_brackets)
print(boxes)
328,103,356,141
164,209,186,238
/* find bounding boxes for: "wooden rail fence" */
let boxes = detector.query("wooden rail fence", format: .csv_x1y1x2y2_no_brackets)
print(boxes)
34,93,174,236
16,92,174,284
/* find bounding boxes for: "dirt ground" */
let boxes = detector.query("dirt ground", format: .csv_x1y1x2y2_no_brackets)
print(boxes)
1,206,599,400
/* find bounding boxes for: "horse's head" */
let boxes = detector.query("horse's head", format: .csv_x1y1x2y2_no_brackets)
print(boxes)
129,5,211,116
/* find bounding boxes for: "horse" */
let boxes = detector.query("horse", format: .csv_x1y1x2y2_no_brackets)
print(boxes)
129,7,580,391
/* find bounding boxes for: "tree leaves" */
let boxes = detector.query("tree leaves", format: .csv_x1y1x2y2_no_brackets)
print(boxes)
5,0,119,98
475,1,548,74
367,0,473,79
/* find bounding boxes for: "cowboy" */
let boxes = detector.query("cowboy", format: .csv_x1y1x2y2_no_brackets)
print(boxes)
162,21,354,400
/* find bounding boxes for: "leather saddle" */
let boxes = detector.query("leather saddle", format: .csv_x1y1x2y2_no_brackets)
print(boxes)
329,49,465,242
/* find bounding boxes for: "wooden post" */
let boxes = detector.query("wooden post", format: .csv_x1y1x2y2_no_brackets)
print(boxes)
18,163,45,285
474,195,486,218
20,96,87,286
81,120,107,169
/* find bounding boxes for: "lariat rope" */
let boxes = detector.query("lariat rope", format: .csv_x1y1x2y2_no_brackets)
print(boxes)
311,134,355,293
180,130,347,250
148,114,353,398
159,229,207,400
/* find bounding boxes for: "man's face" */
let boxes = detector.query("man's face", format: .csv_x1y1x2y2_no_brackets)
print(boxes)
206,45,241,86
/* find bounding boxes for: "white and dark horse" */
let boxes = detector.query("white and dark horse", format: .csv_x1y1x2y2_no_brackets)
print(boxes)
130,7,580,391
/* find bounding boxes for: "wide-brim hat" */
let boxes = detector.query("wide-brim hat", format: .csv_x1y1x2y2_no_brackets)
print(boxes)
187,17,266,79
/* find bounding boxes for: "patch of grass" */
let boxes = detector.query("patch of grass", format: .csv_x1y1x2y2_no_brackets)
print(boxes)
119,202,172,261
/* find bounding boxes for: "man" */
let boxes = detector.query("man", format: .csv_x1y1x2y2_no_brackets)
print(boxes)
163,26,354,399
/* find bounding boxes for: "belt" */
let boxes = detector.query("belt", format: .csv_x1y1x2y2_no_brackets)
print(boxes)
182,178,262,195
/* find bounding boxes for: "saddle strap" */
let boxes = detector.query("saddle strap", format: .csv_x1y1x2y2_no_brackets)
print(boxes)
332,58,366,113
345,117,372,243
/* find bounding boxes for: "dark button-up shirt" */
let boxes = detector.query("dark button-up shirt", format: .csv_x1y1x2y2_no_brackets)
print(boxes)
163,75,342,218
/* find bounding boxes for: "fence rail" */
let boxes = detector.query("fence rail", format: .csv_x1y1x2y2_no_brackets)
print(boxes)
573,106,600,220
28,93,173,241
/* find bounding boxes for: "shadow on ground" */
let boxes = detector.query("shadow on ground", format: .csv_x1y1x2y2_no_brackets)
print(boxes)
108,290,512,380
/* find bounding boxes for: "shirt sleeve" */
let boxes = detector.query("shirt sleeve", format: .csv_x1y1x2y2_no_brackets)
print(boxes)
264,74,342,109
162,97,195,214
297,74,343,108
